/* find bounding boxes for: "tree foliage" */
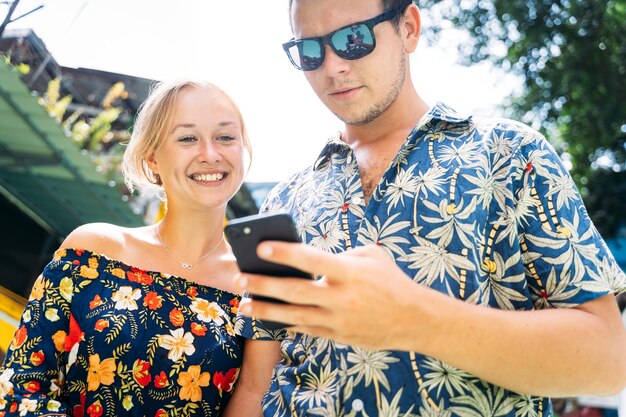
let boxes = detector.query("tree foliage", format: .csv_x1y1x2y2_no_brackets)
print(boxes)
419,0,626,237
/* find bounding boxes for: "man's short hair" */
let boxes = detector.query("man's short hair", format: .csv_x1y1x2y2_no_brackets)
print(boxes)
288,0,414,27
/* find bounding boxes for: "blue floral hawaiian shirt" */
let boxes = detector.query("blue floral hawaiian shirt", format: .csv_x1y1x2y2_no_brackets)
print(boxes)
236,103,626,417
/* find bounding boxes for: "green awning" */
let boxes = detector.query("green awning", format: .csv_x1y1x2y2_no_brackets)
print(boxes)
0,60,143,237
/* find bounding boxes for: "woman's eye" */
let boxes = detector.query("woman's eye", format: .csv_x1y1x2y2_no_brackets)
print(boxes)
217,135,236,142
179,135,196,142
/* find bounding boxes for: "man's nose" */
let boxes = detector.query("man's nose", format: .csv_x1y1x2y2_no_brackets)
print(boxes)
320,44,350,74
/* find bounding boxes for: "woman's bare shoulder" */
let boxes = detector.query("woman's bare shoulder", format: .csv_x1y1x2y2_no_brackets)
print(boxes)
59,223,133,259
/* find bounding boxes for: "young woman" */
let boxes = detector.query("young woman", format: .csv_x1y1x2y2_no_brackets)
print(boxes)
0,80,277,416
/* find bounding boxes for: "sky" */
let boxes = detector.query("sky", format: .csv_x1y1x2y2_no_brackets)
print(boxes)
5,0,520,183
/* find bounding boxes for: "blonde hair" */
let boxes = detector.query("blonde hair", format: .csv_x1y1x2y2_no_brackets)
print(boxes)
122,79,251,194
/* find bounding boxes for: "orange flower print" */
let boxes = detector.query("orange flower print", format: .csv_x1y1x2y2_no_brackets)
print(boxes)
169,308,184,327
52,330,66,352
224,321,235,337
143,292,163,310
187,286,198,297
29,350,45,366
177,365,210,402
111,268,126,279
191,323,207,337
212,368,239,394
94,319,109,332
87,354,116,391
190,298,225,325
54,248,67,259
127,267,153,285
24,381,40,393
29,276,45,301
79,258,99,279
132,359,152,387
154,371,168,388
9,326,27,350
89,295,103,309
86,400,103,417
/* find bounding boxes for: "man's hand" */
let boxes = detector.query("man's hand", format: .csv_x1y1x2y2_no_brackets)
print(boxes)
235,242,426,350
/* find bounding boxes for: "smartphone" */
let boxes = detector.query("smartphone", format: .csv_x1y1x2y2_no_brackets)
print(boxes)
225,212,312,330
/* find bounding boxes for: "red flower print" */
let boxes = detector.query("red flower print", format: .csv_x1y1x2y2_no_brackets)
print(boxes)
75,249,85,256
154,371,168,388
9,402,17,413
154,410,168,417
64,314,84,352
24,381,40,393
86,401,103,417
10,326,27,350
143,292,163,310
89,295,103,309
72,260,80,265
30,350,45,366
169,308,184,327
94,319,109,332
127,267,153,285
525,162,533,172
187,286,198,297
229,297,239,314
132,359,152,387
212,368,240,394
191,323,207,337
74,405,85,417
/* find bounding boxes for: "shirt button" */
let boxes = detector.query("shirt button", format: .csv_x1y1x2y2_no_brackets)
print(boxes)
351,196,363,205
351,399,364,412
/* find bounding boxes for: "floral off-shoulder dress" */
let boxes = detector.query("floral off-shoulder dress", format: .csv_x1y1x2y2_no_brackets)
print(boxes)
0,248,243,417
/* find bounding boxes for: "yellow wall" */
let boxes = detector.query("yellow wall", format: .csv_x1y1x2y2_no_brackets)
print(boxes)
0,286,26,352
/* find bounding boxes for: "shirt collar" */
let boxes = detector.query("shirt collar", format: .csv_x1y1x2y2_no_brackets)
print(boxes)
312,102,473,171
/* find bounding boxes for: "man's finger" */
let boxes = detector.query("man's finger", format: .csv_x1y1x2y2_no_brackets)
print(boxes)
235,272,330,306
257,241,354,281
240,297,330,328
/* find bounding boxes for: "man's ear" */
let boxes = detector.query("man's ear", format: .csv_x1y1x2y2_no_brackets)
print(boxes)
402,4,421,53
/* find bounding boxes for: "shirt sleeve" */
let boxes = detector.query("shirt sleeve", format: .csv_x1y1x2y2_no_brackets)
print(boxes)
514,132,626,308
0,257,77,416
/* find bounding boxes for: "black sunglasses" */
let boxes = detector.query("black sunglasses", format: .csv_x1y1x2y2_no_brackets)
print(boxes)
282,1,412,71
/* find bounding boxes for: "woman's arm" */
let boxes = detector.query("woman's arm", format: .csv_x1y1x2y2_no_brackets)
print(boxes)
222,339,282,417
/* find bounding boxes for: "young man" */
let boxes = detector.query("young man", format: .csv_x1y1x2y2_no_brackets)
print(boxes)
232,0,626,415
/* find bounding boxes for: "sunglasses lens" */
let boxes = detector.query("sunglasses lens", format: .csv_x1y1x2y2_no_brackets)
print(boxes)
287,40,323,71
331,23,375,60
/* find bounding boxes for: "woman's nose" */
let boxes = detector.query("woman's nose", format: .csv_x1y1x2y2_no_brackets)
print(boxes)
197,140,222,163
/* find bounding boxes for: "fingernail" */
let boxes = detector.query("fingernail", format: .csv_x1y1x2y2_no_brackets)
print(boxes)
258,243,273,258
240,302,252,315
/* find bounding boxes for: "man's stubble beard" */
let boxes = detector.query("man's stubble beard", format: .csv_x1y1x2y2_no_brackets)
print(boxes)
336,52,407,127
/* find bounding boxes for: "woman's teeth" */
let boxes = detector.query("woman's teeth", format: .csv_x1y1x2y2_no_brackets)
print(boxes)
192,173,224,182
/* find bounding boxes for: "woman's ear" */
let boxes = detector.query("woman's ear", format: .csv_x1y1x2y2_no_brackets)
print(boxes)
402,4,421,53
146,153,158,175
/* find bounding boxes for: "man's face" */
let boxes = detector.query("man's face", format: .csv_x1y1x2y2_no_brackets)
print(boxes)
291,0,407,126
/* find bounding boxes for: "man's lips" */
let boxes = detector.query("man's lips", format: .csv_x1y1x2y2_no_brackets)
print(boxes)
329,86,361,100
